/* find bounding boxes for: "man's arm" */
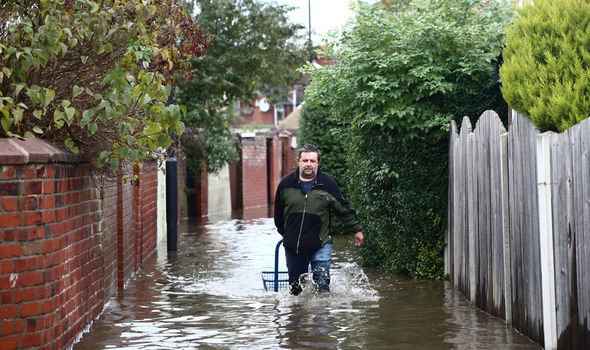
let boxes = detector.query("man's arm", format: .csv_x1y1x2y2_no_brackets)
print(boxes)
274,184,284,235
324,177,363,244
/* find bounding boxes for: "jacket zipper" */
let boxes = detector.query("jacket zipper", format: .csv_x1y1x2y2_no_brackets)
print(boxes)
296,193,308,255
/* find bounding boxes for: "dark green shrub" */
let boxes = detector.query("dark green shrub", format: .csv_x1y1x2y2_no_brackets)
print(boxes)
299,102,349,235
302,0,513,278
500,0,590,132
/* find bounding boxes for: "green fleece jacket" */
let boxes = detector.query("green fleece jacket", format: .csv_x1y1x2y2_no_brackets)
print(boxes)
274,168,361,255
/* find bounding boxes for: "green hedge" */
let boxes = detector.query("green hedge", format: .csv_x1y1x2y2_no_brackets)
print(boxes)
301,0,513,279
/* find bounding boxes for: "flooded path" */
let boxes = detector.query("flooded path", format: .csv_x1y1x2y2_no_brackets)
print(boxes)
74,215,539,349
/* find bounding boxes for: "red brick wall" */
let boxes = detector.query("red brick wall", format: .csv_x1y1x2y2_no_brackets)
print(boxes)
0,163,102,349
195,160,208,217
117,166,135,290
136,162,158,264
237,102,294,127
100,181,118,303
239,105,274,126
241,136,268,209
268,137,282,206
176,156,188,219
0,139,160,349
281,136,298,177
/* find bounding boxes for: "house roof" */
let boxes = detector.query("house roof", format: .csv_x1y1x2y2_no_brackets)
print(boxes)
278,104,302,132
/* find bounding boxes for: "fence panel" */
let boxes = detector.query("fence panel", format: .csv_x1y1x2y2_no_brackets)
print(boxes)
471,111,507,318
571,119,590,349
550,128,575,348
508,113,544,345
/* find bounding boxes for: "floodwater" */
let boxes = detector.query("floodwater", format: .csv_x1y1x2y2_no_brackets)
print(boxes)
74,214,540,349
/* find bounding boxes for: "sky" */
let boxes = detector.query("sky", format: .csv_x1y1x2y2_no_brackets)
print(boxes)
270,0,377,44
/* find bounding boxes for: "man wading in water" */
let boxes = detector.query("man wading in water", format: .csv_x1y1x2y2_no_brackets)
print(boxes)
274,144,364,295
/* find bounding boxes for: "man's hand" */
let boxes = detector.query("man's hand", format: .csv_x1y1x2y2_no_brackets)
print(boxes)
354,232,364,246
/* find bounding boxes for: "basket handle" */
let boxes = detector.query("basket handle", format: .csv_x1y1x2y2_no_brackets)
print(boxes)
274,240,283,292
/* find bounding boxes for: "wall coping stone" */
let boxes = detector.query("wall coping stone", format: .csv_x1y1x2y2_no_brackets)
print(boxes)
0,138,85,164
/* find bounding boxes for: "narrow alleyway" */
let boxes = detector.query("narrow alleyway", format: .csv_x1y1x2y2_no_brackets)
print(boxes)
74,215,539,349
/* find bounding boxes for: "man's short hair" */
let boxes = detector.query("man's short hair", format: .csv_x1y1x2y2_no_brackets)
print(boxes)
297,144,321,163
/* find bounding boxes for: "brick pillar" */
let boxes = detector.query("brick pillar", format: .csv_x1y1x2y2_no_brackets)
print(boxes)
195,160,208,217
268,135,282,206
241,136,267,210
281,136,297,177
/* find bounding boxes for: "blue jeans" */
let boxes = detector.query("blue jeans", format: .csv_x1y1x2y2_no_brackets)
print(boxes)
285,243,332,295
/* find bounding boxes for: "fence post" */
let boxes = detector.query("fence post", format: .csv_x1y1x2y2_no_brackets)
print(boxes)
500,133,512,325
537,132,557,350
166,157,178,251
467,133,476,303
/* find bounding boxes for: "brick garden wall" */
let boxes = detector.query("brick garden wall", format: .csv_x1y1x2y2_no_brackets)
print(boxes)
186,132,297,216
135,162,158,266
241,136,268,210
281,136,297,177
0,139,160,349
268,137,282,206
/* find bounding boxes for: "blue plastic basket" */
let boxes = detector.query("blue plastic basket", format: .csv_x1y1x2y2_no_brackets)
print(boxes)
261,240,289,292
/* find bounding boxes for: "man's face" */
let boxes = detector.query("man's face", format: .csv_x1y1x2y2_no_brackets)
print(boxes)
298,152,319,180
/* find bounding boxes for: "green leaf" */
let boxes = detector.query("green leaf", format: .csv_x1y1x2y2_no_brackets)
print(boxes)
99,150,110,161
142,94,152,105
129,149,139,161
64,138,75,150
110,158,119,172
1,116,13,132
90,2,100,13
12,108,23,123
14,83,25,97
88,122,98,135
61,100,71,108
32,126,43,134
53,110,64,124
24,131,34,138
64,107,76,121
81,56,88,64
44,89,55,107
2,67,11,78
59,42,68,55
72,85,84,98
33,109,43,119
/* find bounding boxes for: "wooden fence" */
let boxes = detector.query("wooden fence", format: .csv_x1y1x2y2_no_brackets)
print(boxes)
446,110,590,350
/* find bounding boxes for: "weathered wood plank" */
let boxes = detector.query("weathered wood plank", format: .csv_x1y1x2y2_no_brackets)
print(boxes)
447,120,458,279
551,129,574,349
572,118,590,349
458,117,472,295
500,132,512,325
508,112,544,346
467,132,476,303
470,111,507,318
537,132,557,350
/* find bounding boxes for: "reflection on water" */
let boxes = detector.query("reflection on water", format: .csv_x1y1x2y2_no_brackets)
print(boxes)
74,216,539,349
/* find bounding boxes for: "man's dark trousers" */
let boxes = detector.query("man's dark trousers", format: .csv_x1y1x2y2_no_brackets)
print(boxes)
285,243,332,295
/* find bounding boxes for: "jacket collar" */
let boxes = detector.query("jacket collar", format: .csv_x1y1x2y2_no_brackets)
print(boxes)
292,167,324,187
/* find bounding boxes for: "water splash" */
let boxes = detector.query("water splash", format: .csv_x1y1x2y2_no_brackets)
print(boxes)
274,263,380,306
